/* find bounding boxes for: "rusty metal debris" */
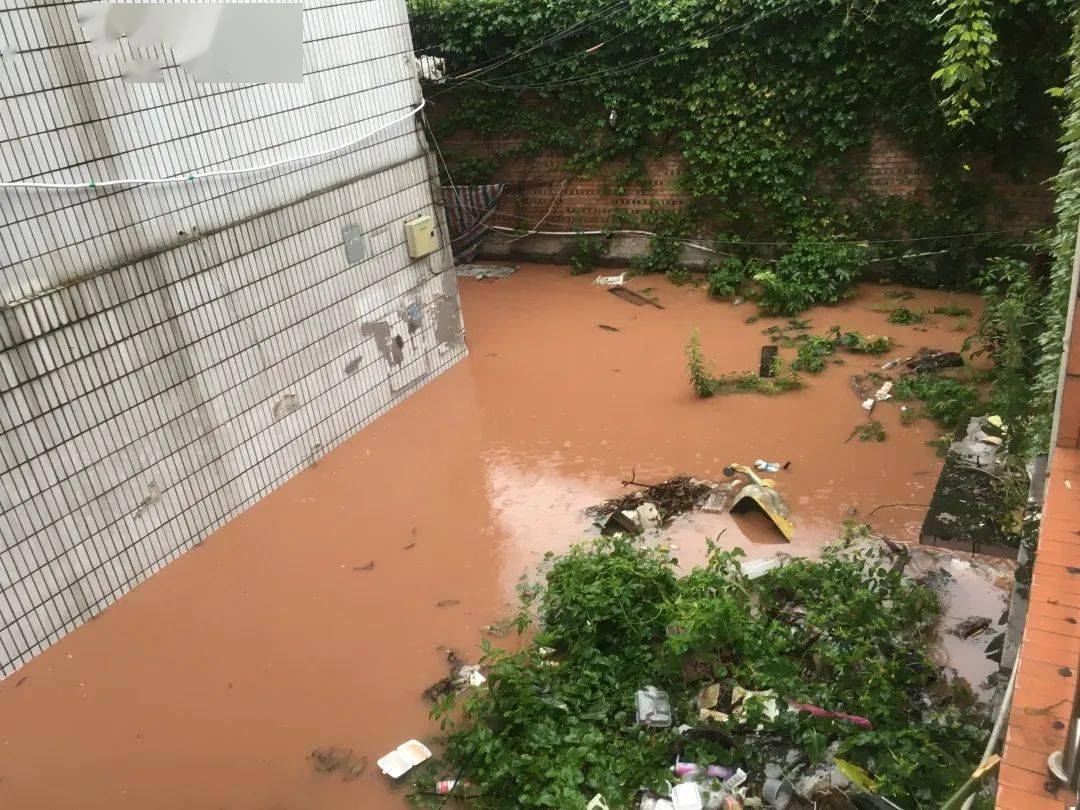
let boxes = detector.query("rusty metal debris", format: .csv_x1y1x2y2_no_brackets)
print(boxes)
759,345,778,377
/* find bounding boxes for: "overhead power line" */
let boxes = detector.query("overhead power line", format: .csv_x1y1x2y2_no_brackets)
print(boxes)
444,0,629,81
449,199,1033,247
463,0,805,91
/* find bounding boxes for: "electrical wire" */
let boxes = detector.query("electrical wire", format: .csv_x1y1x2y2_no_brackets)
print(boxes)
0,100,427,191
500,177,570,241
447,200,1032,246
419,0,633,104
479,0,676,85
424,119,730,255
421,110,487,245
443,0,629,81
467,0,804,91
424,103,1027,261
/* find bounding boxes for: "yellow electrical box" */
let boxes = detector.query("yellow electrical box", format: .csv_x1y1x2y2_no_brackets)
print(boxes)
404,215,438,258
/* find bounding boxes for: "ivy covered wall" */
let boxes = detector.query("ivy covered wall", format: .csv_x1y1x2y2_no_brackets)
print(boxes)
417,0,1071,283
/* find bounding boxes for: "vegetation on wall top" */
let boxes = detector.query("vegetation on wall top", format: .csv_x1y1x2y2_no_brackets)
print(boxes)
415,0,1069,279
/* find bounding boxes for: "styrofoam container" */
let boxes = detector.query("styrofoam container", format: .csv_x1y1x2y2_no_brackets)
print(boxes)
671,782,704,810
377,739,432,778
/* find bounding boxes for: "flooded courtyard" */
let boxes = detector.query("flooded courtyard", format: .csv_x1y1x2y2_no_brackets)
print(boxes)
0,265,994,809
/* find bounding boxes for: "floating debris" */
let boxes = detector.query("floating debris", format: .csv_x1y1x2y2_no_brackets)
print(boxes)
587,475,713,525
949,616,992,639
904,348,963,373
377,739,431,779
609,285,664,309
724,463,795,541
422,650,487,701
635,686,673,728
309,747,367,781
456,263,518,280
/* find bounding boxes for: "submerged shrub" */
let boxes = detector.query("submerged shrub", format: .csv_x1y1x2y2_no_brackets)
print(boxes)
706,256,759,299
570,233,608,275
837,330,893,354
792,335,837,372
892,373,978,428
419,537,984,809
686,330,801,395
887,305,926,325
754,241,866,316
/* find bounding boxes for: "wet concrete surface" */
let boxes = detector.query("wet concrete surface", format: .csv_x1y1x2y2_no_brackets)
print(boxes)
0,265,987,809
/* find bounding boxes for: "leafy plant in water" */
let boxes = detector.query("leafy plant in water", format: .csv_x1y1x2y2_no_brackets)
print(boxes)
570,233,609,275
706,256,758,299
892,372,978,428
848,420,887,442
930,303,972,317
415,536,985,808
754,241,866,316
687,330,801,396
686,328,716,398
792,335,837,373
887,305,926,325
837,330,893,354
791,326,893,374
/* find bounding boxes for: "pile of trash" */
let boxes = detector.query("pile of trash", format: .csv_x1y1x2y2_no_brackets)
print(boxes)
948,415,1003,473
400,531,987,809
851,346,963,416
616,683,883,809
587,475,713,529
420,648,487,702
587,468,794,541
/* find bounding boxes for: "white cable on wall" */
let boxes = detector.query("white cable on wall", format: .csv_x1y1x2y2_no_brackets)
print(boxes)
0,100,427,191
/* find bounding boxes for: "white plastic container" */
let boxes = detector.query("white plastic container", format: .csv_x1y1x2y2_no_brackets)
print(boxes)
671,782,704,810
377,739,432,778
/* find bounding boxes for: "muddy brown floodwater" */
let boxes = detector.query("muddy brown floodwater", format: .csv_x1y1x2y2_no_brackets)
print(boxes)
0,265,985,809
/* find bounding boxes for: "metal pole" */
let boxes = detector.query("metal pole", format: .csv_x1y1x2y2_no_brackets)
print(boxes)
1049,661,1080,792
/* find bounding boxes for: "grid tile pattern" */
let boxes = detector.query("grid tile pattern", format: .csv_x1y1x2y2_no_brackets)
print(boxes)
0,0,465,675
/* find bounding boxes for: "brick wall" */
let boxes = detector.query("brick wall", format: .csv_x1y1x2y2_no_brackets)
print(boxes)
446,132,1055,236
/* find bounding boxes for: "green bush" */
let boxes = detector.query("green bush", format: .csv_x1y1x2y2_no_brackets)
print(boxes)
569,233,608,276
792,335,837,373
418,537,984,808
887,305,925,325
686,330,801,396
754,241,866,316
892,373,978,428
706,256,757,299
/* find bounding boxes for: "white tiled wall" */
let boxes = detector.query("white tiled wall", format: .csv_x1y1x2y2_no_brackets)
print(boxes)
0,0,465,675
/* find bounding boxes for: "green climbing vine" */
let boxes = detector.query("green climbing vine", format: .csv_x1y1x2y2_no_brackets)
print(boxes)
932,0,999,127
416,0,1069,286
1033,12,1080,450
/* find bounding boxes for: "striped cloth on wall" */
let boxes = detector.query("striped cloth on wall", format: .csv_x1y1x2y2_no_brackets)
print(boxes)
442,184,506,263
